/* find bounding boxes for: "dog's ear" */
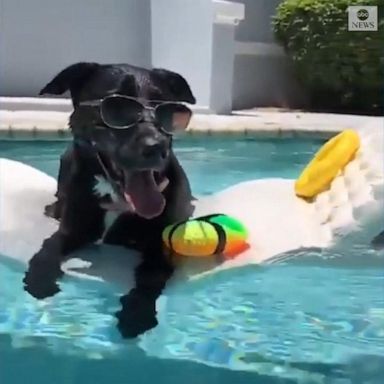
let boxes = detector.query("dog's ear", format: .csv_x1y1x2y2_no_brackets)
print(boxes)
39,62,100,102
152,68,196,104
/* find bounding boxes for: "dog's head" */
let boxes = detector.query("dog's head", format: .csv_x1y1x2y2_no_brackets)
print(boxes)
40,62,196,219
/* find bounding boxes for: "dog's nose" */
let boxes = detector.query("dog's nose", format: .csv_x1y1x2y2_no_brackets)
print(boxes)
142,138,168,160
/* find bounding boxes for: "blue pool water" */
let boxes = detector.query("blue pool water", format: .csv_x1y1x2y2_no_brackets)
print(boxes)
0,137,383,384
0,137,323,195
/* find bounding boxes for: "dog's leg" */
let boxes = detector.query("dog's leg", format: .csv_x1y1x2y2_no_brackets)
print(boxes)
104,215,174,338
44,145,74,220
24,189,105,299
117,241,174,338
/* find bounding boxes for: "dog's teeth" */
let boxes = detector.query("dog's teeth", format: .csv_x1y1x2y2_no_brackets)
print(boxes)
158,178,169,192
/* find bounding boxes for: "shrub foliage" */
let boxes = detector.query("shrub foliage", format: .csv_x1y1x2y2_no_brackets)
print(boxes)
273,0,384,114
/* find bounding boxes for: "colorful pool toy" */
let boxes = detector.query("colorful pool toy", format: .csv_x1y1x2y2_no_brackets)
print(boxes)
295,129,360,198
162,214,249,259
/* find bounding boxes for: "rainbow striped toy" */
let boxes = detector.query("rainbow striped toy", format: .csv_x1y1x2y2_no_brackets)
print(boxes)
162,214,249,259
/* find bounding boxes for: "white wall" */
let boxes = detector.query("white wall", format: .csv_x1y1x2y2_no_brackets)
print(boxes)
0,0,151,97
230,0,306,110
0,0,305,113
151,0,214,107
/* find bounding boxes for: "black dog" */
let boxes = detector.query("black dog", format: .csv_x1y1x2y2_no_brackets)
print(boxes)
23,62,196,338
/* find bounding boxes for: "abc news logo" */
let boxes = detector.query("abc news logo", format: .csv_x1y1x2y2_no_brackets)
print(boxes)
357,9,369,20
348,6,378,31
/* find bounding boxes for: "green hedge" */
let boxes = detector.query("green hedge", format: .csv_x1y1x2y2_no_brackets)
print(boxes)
273,0,384,114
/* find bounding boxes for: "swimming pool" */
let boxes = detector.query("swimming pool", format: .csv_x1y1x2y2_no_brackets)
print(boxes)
1,136,383,384
0,136,323,195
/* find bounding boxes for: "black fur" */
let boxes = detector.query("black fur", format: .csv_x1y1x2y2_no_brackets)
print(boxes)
23,62,196,338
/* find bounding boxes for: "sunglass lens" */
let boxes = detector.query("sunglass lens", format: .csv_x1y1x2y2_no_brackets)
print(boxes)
101,96,143,128
156,103,192,133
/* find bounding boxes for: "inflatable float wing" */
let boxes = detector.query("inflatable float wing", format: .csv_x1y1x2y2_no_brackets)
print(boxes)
192,126,383,273
0,157,142,293
0,123,383,290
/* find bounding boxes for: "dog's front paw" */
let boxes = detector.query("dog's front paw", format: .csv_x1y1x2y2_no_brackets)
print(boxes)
23,269,61,299
116,292,158,339
23,255,63,300
44,201,61,220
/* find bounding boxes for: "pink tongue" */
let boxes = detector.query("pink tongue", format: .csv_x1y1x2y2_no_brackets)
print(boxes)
124,171,166,219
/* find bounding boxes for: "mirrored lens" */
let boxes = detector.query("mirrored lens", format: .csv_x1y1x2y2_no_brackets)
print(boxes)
101,96,143,128
155,103,192,132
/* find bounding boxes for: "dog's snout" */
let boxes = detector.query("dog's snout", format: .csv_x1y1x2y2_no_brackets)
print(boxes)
142,138,168,160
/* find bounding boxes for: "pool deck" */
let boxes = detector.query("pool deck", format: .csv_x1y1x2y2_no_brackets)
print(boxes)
0,96,382,140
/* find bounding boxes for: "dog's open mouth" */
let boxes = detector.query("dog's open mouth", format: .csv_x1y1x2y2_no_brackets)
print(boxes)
122,170,169,219
96,152,169,219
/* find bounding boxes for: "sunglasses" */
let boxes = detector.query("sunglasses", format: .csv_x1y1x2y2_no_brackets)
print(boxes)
79,94,192,132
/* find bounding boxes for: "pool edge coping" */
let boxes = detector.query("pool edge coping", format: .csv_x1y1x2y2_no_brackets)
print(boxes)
0,98,382,140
